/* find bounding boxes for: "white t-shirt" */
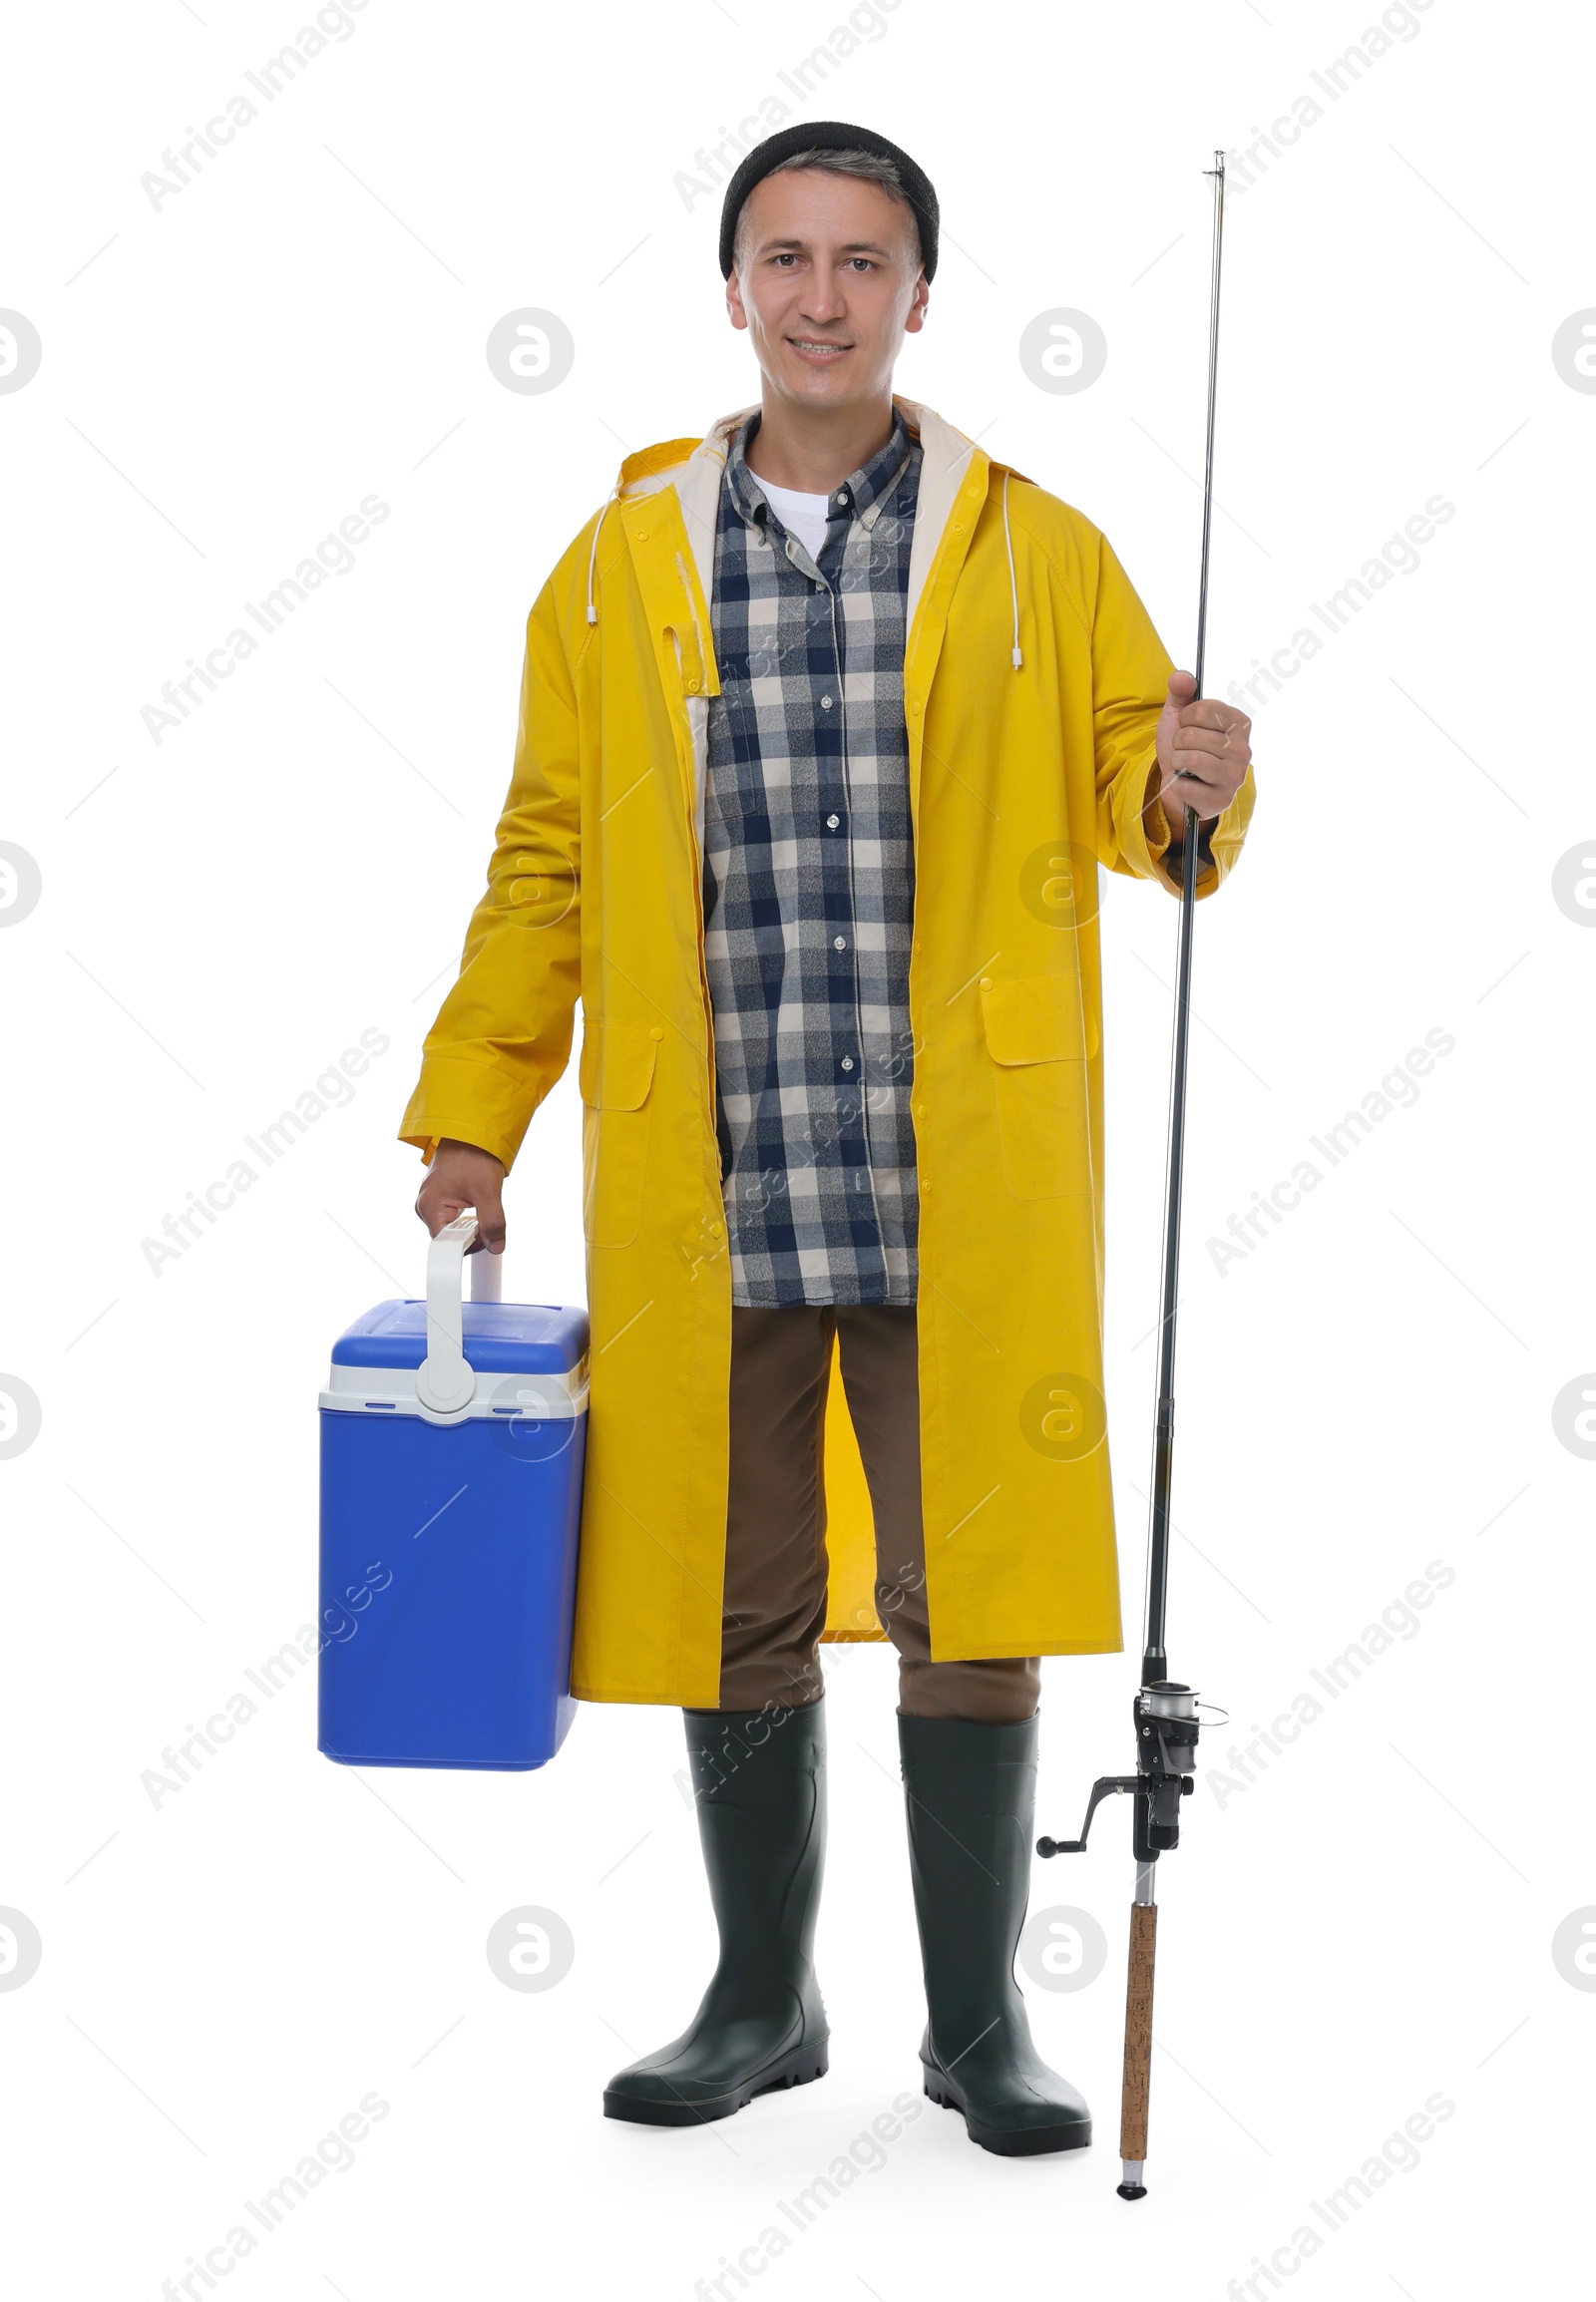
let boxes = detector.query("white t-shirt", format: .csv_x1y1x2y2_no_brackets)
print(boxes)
757,478,832,562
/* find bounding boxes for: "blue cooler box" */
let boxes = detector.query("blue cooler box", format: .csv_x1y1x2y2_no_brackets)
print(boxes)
318,1213,588,1771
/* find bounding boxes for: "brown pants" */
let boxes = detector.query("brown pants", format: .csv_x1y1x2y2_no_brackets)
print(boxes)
715,1305,1039,1725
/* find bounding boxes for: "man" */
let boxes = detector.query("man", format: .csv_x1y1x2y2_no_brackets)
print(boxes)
402,122,1255,2155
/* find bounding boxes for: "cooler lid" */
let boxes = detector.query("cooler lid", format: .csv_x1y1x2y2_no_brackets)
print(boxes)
331,1299,589,1375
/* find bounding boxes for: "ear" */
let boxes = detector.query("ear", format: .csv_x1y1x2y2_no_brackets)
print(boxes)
725,266,749,334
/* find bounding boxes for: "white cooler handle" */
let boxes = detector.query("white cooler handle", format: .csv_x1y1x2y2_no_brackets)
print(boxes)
416,1211,479,1416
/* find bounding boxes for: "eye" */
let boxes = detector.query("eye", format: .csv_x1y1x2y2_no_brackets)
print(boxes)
848,258,876,272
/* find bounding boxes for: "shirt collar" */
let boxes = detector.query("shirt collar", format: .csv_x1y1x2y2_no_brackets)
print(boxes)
724,404,918,536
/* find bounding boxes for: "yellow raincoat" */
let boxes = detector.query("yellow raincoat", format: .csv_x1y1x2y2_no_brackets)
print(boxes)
399,395,1255,1706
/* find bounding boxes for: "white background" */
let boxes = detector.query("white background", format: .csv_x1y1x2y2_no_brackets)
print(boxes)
1,1,1587,2295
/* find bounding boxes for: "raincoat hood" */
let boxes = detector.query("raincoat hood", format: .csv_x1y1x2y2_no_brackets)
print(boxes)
582,395,1035,851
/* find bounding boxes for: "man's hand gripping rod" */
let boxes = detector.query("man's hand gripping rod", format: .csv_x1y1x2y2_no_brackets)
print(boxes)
1035,150,1229,2204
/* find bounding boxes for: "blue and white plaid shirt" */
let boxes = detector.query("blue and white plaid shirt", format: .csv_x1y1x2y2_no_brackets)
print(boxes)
703,406,923,1309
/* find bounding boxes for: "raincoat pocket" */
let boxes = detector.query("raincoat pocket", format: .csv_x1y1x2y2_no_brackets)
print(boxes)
979,972,1090,1201
579,1019,660,1247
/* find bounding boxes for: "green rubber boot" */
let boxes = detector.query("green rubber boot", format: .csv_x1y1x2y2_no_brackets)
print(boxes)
898,1711,1092,2156
603,1699,829,2125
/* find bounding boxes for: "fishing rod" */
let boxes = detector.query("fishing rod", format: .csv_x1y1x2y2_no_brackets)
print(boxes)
1035,149,1229,2202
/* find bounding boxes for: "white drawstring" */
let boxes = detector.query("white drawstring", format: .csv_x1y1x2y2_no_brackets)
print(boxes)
1001,466,1022,669
586,490,617,624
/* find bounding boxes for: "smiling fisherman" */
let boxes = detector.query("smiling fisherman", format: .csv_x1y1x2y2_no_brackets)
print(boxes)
401,121,1256,2155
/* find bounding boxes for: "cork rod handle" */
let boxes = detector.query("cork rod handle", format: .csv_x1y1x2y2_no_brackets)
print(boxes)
1119,1901,1158,2163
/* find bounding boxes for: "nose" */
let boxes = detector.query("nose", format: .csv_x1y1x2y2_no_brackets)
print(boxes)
798,269,847,326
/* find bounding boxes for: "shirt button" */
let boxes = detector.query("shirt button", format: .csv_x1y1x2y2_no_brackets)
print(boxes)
826,813,840,829
709,1221,724,1239
833,936,847,952
820,696,833,710
980,976,993,989
910,699,923,715
841,1056,855,1072
649,1026,663,1039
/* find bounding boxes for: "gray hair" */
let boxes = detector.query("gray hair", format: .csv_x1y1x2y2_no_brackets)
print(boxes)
731,146,922,276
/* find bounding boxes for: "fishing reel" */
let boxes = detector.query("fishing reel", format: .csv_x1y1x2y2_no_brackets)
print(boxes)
1036,1682,1201,1865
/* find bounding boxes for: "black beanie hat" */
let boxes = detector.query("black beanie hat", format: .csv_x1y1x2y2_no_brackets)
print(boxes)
718,121,939,282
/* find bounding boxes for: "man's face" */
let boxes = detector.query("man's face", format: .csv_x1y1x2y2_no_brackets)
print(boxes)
726,169,928,412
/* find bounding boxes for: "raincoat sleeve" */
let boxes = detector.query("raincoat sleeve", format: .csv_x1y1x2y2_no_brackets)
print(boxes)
1089,529,1254,899
398,566,584,1170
